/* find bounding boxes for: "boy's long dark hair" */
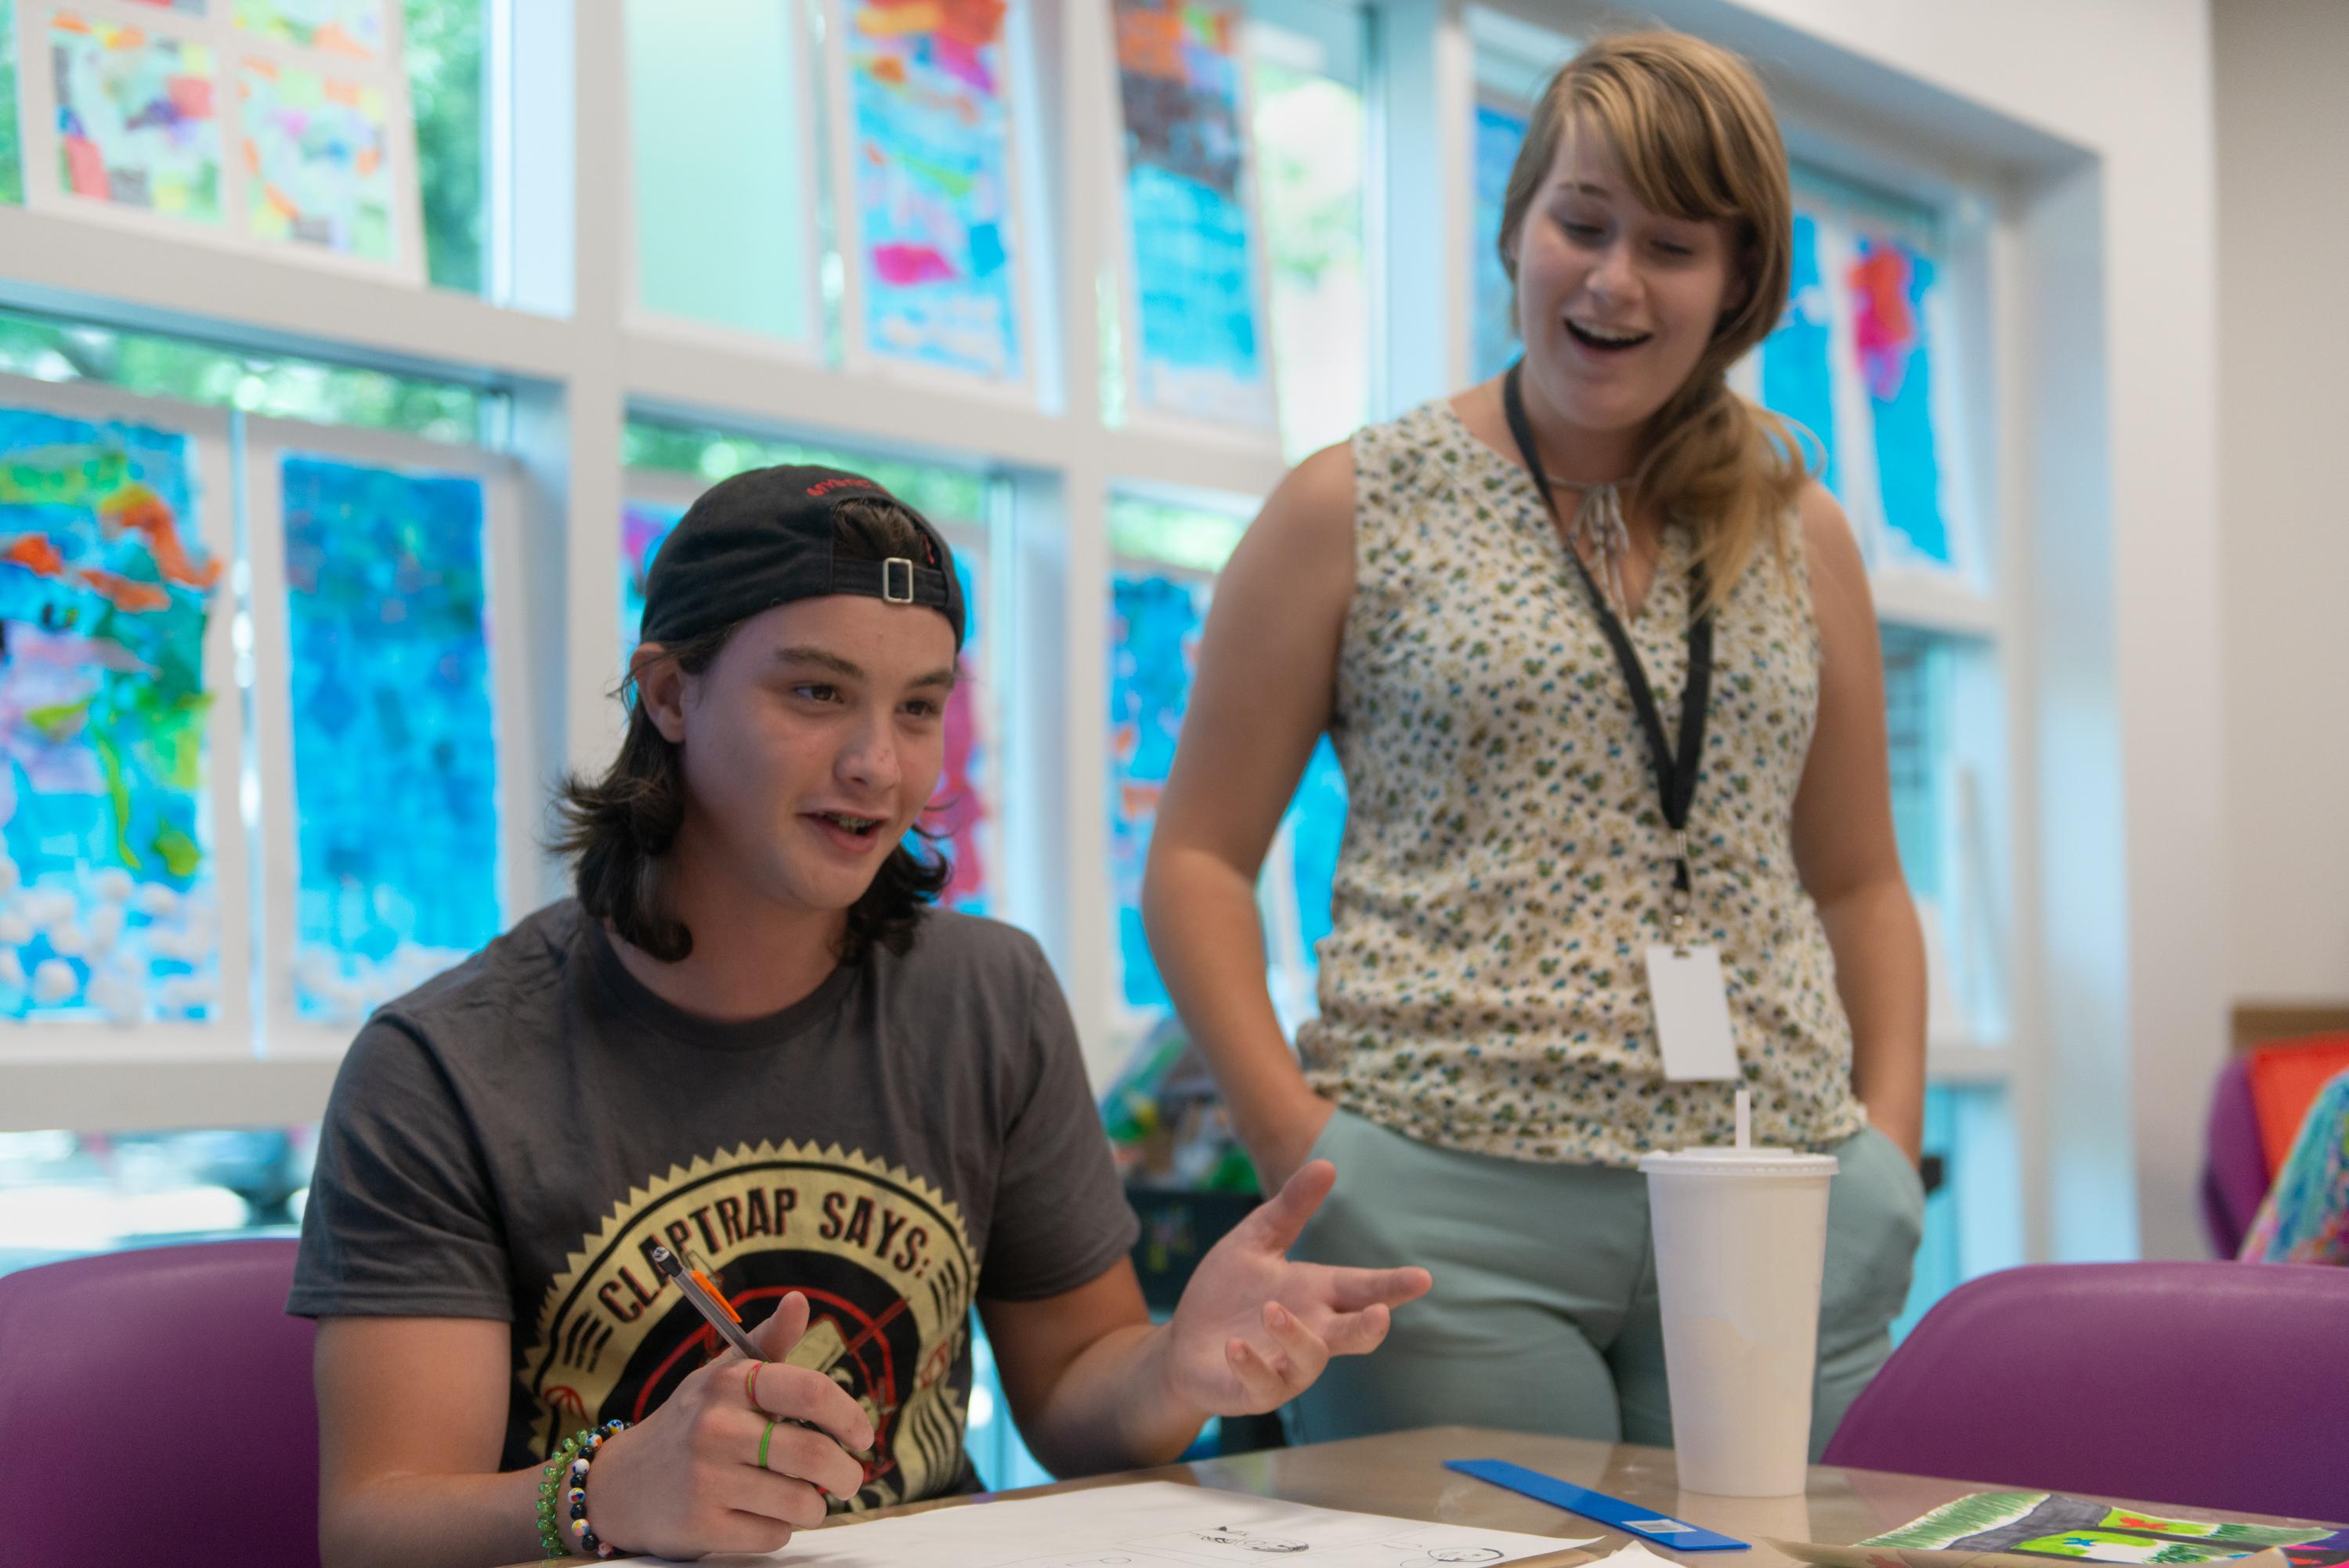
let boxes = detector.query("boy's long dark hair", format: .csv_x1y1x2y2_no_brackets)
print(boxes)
551,495,953,965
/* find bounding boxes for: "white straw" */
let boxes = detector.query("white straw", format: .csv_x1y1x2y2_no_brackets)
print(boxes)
1734,1088,1751,1150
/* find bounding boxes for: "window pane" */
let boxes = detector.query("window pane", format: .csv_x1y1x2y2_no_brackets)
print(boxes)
0,0,23,205
622,420,987,523
403,0,486,294
1249,39,1367,460
0,404,225,1021
626,0,819,347
1108,571,1207,1012
838,0,1026,383
280,454,499,1021
1471,99,1528,381
1108,524,1344,1028
1111,0,1277,427
1758,180,1968,575
0,307,488,441
0,1126,314,1277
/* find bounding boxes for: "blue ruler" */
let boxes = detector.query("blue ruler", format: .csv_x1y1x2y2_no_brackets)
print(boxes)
1445,1459,1750,1551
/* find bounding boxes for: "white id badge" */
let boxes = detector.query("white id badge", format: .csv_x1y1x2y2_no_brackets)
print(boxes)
1645,943,1740,1082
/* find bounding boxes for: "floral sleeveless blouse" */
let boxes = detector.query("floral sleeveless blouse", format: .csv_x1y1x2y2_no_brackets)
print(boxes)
1295,399,1869,1165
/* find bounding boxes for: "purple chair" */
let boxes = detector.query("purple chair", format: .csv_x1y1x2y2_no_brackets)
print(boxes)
2204,1053,2271,1256
1822,1262,2349,1523
0,1239,320,1568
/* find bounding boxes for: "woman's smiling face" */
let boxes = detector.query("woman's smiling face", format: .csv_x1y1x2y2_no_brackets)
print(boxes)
1509,123,1748,446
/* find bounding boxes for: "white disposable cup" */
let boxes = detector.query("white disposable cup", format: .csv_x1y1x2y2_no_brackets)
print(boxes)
1638,1146,1838,1497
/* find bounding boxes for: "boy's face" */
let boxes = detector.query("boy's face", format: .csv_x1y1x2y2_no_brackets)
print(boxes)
645,595,958,920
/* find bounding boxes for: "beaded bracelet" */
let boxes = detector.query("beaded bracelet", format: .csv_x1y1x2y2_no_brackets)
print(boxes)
537,1419,628,1559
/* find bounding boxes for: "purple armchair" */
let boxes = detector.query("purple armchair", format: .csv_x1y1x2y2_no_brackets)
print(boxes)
0,1239,320,1568
2205,1053,2271,1255
1822,1262,2349,1523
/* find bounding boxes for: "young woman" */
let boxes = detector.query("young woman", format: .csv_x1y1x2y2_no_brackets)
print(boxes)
290,465,1429,1567
1144,31,1924,1454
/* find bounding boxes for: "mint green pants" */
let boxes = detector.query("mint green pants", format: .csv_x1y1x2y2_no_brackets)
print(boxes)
1285,1108,1924,1458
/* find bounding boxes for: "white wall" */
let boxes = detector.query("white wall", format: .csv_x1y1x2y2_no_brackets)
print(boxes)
1566,0,2228,1259
2213,1,2349,1008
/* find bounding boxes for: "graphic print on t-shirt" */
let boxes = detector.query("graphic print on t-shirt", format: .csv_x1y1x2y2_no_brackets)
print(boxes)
521,1140,977,1512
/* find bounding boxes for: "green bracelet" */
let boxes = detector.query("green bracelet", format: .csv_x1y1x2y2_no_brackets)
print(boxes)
537,1429,592,1560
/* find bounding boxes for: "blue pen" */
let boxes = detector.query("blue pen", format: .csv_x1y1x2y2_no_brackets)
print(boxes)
1446,1459,1750,1552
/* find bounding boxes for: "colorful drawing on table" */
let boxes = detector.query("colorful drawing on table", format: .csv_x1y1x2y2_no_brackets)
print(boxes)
1760,208,1840,494
125,0,208,13
1471,99,1530,382
1772,1493,2349,1568
47,13,226,226
1110,0,1275,427
237,57,398,262
0,407,226,1024
1846,229,1952,569
842,0,1025,384
279,455,500,1023
233,0,385,60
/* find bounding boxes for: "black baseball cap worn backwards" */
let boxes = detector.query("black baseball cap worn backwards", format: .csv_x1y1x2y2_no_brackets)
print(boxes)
638,464,965,651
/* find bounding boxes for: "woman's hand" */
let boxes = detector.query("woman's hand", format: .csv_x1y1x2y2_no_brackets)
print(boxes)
581,1292,875,1559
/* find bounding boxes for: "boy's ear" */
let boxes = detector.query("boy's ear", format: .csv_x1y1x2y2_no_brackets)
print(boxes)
632,645,690,744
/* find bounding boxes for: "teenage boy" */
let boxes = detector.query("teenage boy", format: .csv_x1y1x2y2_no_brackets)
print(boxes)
290,467,1432,1568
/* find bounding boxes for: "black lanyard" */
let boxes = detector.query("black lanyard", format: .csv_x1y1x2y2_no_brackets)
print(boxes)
1501,361,1714,904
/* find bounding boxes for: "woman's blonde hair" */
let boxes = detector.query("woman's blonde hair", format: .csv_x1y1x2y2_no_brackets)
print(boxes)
1498,30,1809,611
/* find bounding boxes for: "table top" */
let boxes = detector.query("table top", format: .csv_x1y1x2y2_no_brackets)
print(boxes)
526,1425,2334,1568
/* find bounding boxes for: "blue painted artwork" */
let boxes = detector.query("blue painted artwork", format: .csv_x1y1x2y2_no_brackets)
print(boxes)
620,499,681,650
844,0,1025,383
1472,99,1529,381
280,455,501,1023
1849,233,1952,567
622,500,991,915
1113,0,1273,425
1761,210,1840,493
0,406,224,1023
1110,571,1346,1012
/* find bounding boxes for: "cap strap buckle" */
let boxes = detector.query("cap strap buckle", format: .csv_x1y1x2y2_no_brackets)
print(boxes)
882,558,916,605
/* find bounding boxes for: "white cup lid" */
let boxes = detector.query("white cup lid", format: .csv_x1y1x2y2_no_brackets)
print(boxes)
1638,1147,1839,1176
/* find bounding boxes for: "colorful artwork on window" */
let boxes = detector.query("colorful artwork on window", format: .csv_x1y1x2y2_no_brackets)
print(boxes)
1756,201,1963,574
1850,233,1951,568
1472,99,1528,381
619,500,680,650
237,58,396,261
1111,0,1274,427
618,499,992,915
48,14,226,225
1761,211,1839,493
233,0,383,60
0,406,224,1023
1109,571,1345,1013
840,0,1024,384
280,455,498,1023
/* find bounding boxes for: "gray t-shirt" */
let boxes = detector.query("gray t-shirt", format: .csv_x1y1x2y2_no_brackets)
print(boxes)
289,901,1138,1510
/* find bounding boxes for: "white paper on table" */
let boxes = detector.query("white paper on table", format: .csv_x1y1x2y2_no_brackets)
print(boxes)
662,1479,1599,1568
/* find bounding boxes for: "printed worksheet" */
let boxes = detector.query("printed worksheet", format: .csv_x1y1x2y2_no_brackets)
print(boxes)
666,1480,1596,1568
